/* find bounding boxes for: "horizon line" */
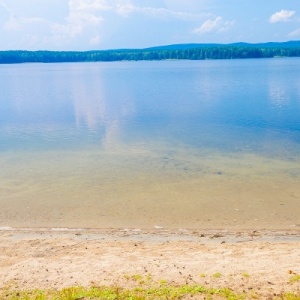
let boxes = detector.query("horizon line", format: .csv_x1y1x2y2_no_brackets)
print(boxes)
1,40,300,52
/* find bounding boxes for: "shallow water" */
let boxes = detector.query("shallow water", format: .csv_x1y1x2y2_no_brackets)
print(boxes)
0,59,300,230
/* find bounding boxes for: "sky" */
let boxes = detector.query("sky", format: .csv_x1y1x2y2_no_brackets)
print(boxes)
0,0,300,51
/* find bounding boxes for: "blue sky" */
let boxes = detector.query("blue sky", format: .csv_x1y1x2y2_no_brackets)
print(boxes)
0,0,300,50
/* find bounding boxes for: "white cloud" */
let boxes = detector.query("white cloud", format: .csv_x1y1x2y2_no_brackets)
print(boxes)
44,0,109,45
69,0,112,12
59,0,107,36
116,3,135,17
289,28,300,37
4,16,48,31
90,34,101,45
269,10,295,23
116,2,210,21
193,16,234,34
1,0,110,49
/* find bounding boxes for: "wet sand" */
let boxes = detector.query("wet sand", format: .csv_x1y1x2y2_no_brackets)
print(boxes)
0,177,299,230
0,228,300,298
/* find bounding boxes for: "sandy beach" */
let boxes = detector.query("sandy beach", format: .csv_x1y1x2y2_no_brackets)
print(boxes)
0,227,299,298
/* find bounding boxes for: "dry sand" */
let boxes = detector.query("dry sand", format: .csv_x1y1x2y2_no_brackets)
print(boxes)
0,227,300,298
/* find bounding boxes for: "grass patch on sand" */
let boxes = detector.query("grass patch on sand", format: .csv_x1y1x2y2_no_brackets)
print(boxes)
1,285,246,300
1,285,300,300
1,273,300,299
290,274,300,284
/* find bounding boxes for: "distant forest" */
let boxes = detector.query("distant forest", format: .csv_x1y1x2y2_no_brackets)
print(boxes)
1,43,300,64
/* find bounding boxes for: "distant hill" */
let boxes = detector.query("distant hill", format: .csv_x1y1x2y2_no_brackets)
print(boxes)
145,41,300,51
1,41,300,64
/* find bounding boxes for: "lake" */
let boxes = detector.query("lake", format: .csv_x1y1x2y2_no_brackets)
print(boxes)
0,59,300,230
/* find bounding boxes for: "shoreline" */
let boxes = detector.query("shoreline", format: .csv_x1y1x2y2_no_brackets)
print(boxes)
1,226,300,243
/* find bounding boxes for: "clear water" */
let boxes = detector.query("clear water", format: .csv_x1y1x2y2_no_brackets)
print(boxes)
0,59,300,230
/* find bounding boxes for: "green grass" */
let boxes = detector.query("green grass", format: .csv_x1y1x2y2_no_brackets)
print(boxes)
0,285,249,300
1,273,300,300
242,273,250,278
212,272,222,278
1,284,300,300
290,274,300,284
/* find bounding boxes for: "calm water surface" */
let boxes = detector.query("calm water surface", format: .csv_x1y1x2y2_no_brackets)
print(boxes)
0,59,300,229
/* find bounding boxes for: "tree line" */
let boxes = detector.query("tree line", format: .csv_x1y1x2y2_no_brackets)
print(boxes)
1,47,300,64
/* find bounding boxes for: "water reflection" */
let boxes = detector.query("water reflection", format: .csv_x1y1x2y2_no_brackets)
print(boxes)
72,67,108,131
0,59,300,153
269,87,289,108
268,65,291,109
70,65,137,150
